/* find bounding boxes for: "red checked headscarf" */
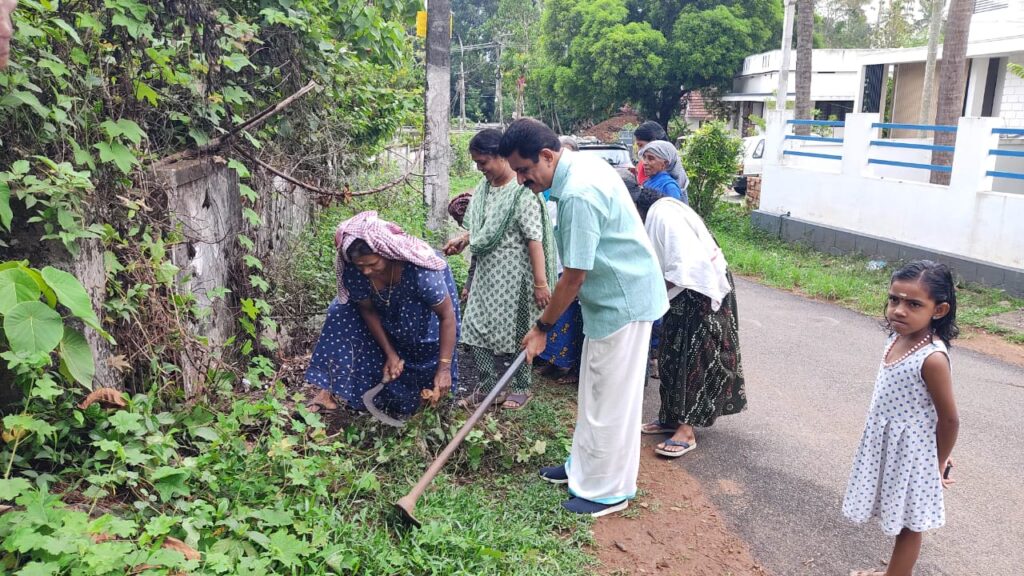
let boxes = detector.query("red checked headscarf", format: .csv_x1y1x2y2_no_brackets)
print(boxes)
333,211,446,304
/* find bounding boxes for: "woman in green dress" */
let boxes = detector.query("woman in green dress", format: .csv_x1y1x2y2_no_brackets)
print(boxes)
444,128,556,409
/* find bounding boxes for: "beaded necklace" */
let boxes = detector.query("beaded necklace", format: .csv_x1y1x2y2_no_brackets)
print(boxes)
882,332,933,368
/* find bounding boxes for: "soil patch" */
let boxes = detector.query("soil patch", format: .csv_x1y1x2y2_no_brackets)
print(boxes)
592,438,770,576
956,327,1024,368
579,113,641,143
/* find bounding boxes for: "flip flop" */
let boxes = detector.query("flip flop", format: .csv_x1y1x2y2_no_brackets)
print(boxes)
640,420,677,434
654,438,696,458
457,389,489,410
502,392,532,410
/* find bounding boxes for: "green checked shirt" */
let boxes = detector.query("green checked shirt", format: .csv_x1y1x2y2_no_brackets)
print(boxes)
549,150,669,339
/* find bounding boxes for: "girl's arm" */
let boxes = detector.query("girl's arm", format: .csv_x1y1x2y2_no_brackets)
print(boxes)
527,240,550,308
922,352,959,480
355,299,404,381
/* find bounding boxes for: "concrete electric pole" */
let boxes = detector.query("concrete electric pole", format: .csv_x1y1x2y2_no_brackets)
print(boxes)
424,0,452,232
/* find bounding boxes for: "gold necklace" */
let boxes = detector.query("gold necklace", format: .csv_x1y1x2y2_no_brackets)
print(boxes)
372,263,398,306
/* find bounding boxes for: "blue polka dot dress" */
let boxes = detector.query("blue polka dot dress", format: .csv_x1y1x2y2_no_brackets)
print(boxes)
843,334,949,536
305,257,460,416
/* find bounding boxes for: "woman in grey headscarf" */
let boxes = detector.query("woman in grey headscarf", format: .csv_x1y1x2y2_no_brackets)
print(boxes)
639,140,689,205
634,121,688,203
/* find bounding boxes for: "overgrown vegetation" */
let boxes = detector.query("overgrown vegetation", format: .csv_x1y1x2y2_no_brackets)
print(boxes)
0,3,599,574
710,204,1024,344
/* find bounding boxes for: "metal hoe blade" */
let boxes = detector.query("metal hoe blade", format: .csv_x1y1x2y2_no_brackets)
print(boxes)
361,381,405,428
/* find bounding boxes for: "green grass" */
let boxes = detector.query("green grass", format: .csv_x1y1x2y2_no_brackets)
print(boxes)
709,204,1024,344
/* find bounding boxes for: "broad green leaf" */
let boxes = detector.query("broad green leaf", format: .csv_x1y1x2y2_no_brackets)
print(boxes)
0,91,49,117
37,59,70,78
29,374,61,401
0,477,31,500
0,268,41,314
0,181,12,230
221,53,253,72
265,530,313,569
11,160,30,175
134,81,159,106
15,561,61,576
108,411,144,434
150,467,191,502
59,328,95,387
40,267,98,323
94,141,138,174
3,414,56,436
20,267,57,308
3,301,63,354
52,17,83,44
99,119,146,145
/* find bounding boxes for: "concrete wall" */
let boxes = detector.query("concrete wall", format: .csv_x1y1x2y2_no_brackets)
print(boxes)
761,111,1024,277
154,158,244,395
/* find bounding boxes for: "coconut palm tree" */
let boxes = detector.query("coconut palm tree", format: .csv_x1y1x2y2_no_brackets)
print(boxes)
930,0,972,185
794,0,814,136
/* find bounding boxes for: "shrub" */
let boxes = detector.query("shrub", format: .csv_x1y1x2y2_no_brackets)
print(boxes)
682,121,743,220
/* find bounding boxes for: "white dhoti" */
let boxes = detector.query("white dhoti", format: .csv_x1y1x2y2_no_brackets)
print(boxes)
565,320,653,504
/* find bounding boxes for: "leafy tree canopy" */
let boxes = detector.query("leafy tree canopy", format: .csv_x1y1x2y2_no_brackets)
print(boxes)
532,0,782,129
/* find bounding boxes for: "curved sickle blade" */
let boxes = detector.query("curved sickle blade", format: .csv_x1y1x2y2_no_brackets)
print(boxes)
362,381,406,428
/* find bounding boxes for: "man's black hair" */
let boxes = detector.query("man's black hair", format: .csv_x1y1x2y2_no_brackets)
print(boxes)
634,120,668,143
498,118,561,162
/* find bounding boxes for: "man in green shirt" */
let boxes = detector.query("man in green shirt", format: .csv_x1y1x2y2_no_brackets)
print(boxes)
499,118,669,517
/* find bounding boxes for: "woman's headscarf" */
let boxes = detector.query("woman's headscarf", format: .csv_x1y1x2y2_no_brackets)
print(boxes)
333,211,446,304
447,192,472,228
639,140,688,192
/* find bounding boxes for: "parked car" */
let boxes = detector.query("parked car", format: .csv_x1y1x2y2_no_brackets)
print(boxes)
732,136,764,196
576,142,634,169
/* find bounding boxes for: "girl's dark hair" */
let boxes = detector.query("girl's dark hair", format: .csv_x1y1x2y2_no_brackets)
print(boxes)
634,120,668,143
889,260,960,346
345,238,376,262
469,128,503,156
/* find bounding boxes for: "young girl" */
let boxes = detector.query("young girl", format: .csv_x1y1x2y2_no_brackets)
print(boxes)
844,260,960,576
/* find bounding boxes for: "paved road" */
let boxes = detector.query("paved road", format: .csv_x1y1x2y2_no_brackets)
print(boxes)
642,278,1024,576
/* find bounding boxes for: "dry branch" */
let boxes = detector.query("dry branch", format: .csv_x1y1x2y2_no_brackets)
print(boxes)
157,80,319,165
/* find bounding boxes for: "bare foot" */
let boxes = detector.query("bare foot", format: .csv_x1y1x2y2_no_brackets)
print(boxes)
307,390,339,413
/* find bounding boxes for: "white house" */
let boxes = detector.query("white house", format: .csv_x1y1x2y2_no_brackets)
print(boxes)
749,2,1024,296
854,0,1024,135
723,49,868,135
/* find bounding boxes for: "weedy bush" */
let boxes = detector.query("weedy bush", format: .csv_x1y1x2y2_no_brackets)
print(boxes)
682,121,743,221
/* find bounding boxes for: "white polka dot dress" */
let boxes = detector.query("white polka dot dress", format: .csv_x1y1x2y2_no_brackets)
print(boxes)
842,335,949,536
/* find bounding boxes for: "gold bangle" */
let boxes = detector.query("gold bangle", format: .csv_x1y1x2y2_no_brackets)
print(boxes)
534,283,548,289
439,358,452,364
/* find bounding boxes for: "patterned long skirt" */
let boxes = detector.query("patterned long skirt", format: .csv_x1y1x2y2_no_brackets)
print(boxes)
657,272,746,428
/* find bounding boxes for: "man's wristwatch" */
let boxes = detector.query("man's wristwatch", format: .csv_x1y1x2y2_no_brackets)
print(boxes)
535,318,553,333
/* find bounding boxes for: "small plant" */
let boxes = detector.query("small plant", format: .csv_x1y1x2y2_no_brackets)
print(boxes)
682,121,743,220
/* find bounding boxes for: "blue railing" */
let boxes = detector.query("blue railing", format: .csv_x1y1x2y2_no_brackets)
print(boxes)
987,127,1024,182
783,119,844,161
867,123,957,174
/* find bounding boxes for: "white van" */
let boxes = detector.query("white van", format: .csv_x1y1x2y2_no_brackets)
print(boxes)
732,136,764,195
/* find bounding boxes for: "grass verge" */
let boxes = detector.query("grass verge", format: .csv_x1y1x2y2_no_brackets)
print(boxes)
708,204,1024,344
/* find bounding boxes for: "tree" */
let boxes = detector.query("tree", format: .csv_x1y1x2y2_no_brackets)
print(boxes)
451,0,499,122
918,0,943,128
930,0,973,185
682,121,743,220
795,0,814,135
819,0,872,48
532,0,781,129
875,0,918,48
